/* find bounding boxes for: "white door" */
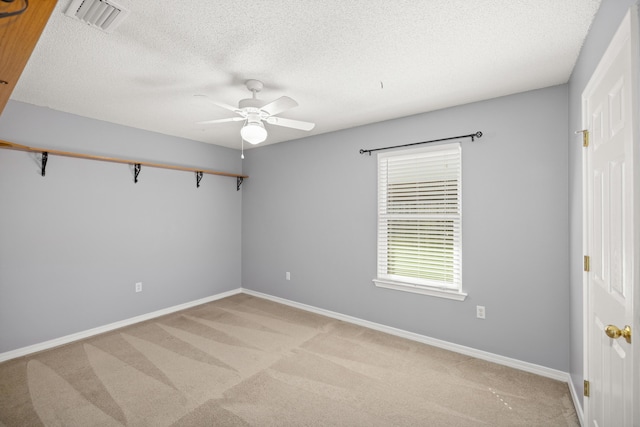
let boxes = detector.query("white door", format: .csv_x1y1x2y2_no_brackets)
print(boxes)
583,8,637,427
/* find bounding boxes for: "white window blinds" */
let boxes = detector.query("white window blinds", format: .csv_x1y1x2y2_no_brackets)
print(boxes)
377,143,462,291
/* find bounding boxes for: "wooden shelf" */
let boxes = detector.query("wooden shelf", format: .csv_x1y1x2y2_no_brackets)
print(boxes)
0,0,58,114
0,140,248,187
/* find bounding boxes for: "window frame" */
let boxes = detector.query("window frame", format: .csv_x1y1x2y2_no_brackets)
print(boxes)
373,143,467,301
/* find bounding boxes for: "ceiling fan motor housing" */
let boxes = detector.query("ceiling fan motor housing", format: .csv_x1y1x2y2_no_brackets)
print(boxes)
239,98,264,110
245,112,262,125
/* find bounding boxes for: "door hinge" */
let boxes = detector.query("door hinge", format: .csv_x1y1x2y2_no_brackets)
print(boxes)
584,380,590,397
584,255,590,272
576,129,590,147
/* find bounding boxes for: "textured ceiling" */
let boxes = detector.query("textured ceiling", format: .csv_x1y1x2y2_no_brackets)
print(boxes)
11,0,601,149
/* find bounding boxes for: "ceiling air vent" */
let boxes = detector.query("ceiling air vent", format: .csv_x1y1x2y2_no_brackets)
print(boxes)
64,0,129,33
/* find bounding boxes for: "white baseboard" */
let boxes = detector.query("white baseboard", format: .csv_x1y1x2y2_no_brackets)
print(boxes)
241,288,572,383
568,376,585,426
1,286,572,387
0,288,241,363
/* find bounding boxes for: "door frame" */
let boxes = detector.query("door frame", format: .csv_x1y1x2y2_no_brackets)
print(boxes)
582,5,640,425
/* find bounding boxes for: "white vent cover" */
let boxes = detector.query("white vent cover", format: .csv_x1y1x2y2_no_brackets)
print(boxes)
64,0,129,33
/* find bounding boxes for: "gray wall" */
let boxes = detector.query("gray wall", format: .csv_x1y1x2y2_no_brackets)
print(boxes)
0,100,242,353
567,0,639,409
242,85,570,371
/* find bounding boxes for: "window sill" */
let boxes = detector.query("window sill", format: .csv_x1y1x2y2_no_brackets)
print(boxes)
373,279,468,301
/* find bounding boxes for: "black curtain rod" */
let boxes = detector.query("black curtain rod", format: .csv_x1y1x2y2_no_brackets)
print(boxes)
359,131,483,155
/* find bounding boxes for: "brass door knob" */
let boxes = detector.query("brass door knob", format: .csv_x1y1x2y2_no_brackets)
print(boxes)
605,325,632,344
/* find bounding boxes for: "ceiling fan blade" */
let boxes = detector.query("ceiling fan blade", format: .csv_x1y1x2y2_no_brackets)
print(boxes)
197,117,244,125
266,116,315,131
260,96,298,116
193,94,240,114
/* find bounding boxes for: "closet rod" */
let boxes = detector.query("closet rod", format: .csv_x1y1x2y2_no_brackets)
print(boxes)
0,139,248,186
359,131,483,155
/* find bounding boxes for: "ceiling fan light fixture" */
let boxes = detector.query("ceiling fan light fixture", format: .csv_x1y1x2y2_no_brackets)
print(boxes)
241,120,267,144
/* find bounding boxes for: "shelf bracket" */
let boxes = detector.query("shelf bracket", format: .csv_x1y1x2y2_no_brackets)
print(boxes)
196,171,203,188
237,177,244,191
133,163,141,183
41,152,48,177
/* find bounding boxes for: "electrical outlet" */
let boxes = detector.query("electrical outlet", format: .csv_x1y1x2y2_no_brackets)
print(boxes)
135,282,142,293
286,272,291,281
476,305,485,319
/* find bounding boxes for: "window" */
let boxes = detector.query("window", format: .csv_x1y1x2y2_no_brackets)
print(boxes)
374,143,466,301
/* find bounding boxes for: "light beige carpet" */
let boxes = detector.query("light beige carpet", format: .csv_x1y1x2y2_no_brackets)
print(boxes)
0,294,579,426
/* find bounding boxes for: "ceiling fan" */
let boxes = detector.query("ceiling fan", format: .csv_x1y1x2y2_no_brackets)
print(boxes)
195,79,315,145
